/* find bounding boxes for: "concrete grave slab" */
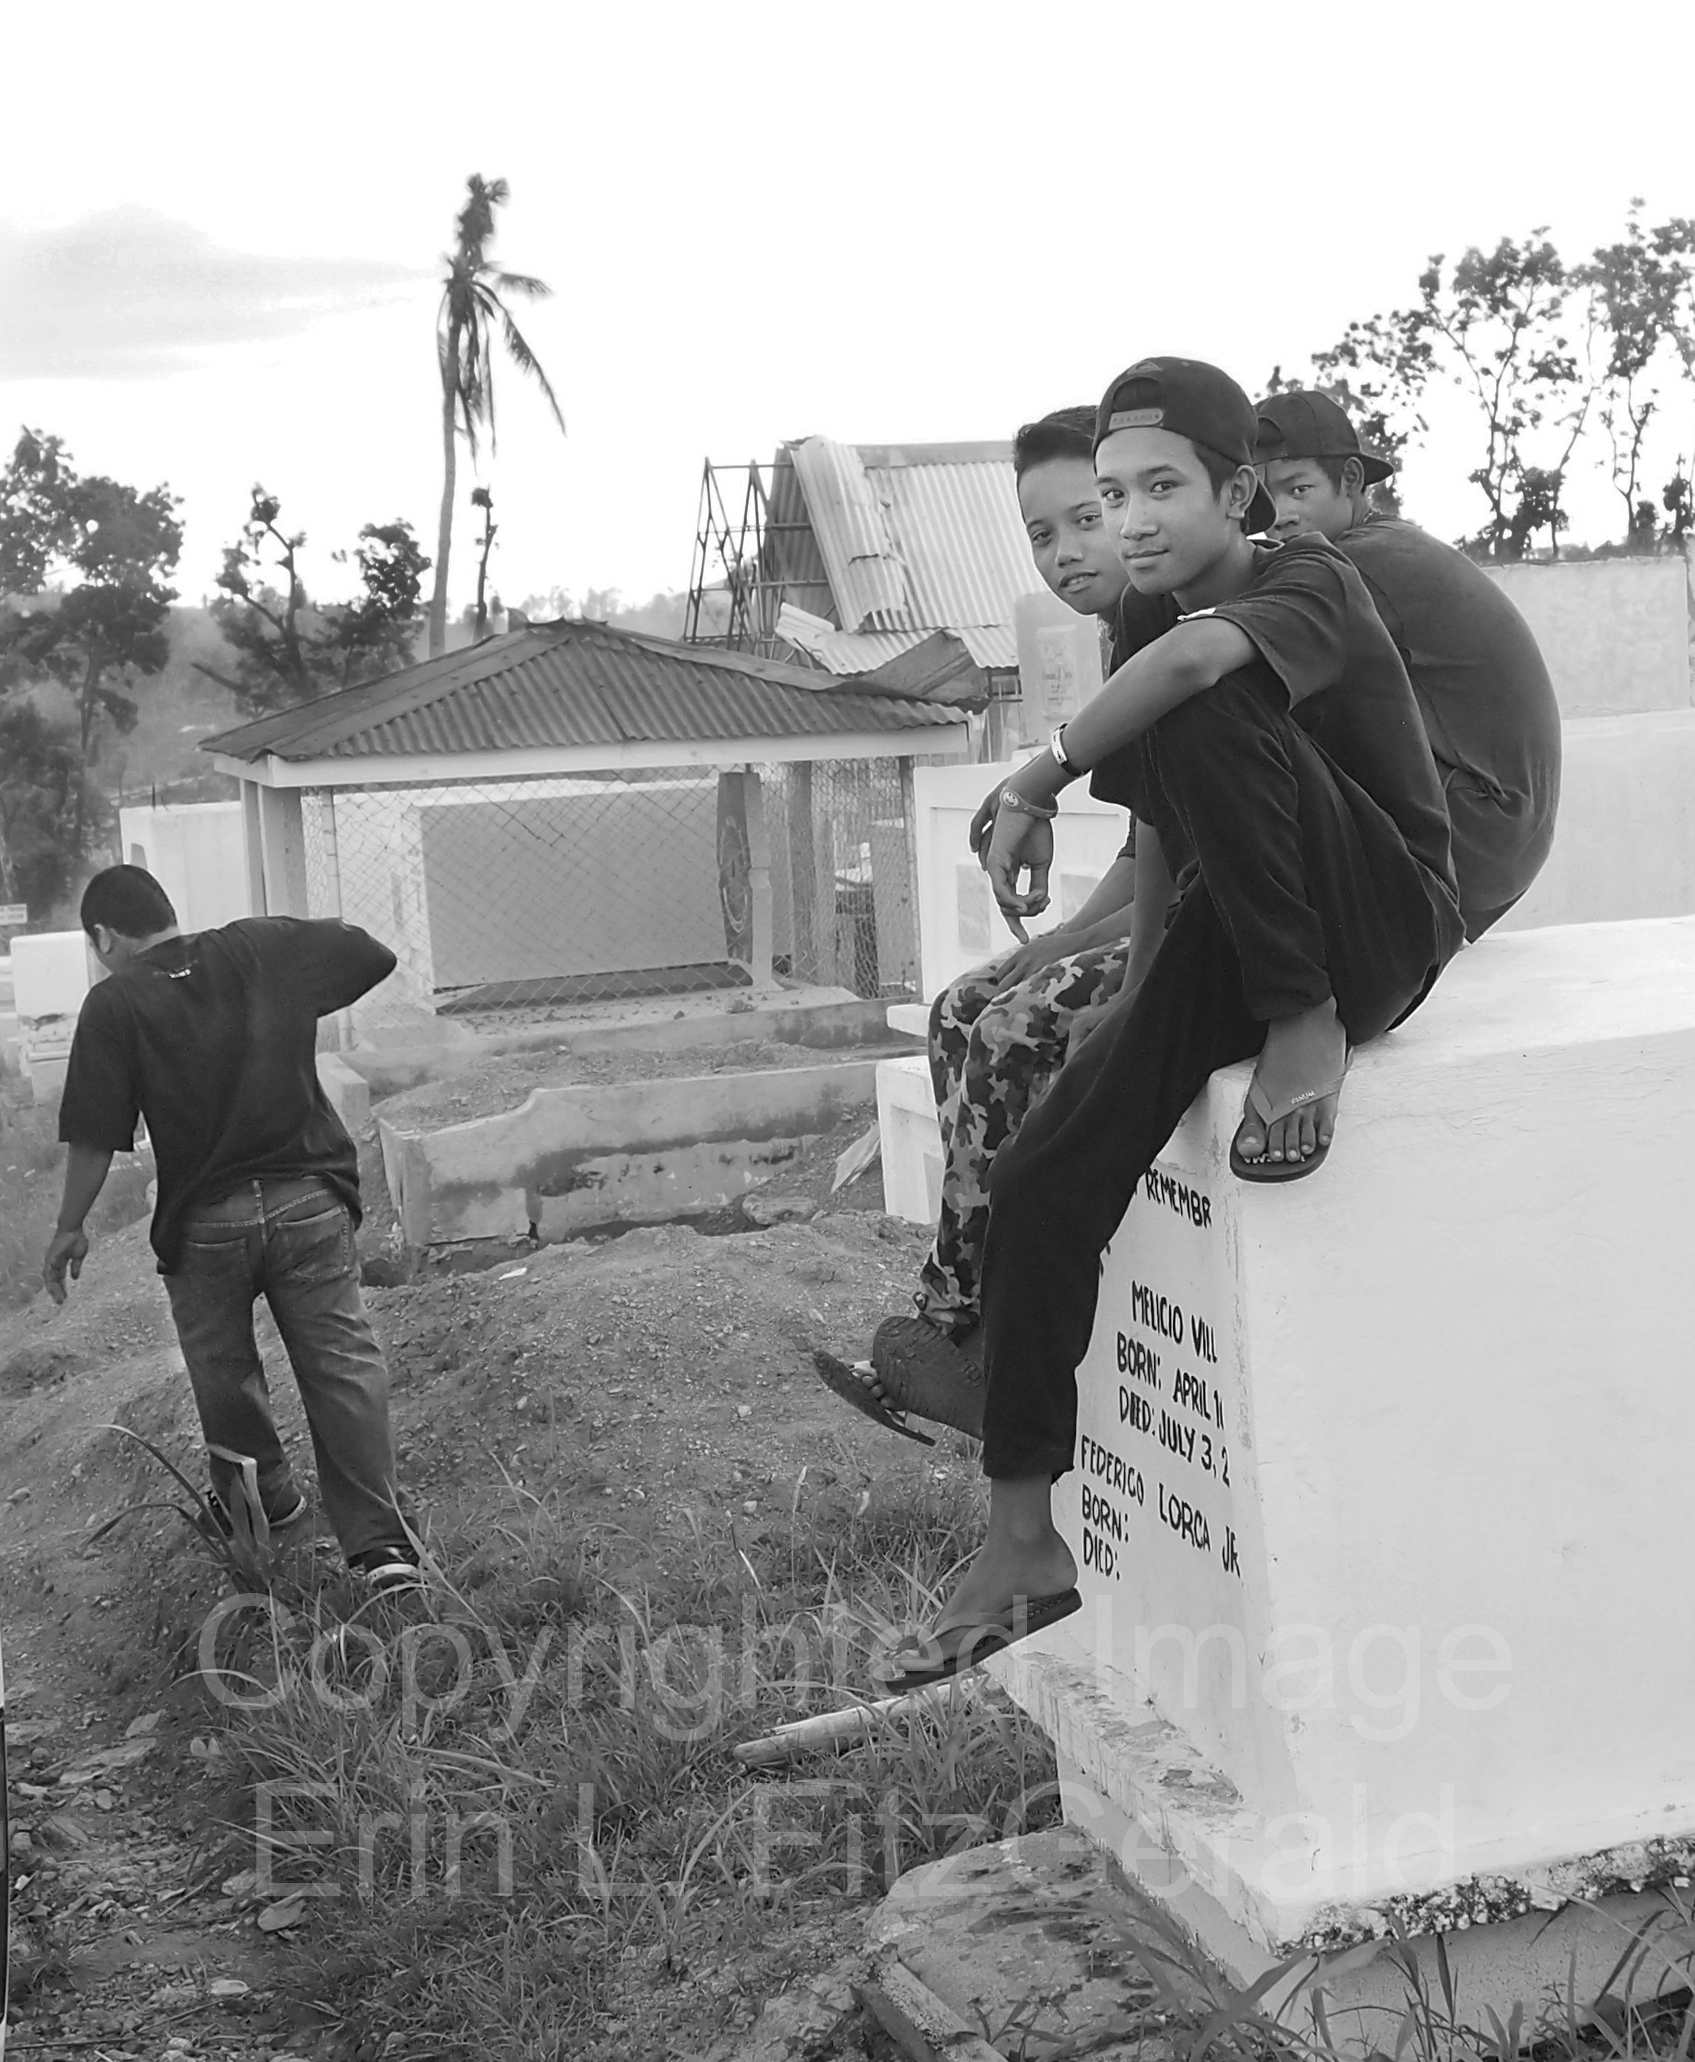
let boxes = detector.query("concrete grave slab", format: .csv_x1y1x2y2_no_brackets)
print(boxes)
379,1060,882,1247
988,916,1695,2046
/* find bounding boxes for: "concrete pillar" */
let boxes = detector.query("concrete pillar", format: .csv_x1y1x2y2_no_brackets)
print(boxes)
240,781,267,916
255,786,309,916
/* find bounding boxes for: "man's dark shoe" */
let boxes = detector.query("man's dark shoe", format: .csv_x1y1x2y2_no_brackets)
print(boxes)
869,1315,985,1438
349,1544,423,1595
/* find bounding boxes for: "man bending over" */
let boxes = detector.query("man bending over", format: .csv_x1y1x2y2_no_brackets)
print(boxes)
43,867,420,1593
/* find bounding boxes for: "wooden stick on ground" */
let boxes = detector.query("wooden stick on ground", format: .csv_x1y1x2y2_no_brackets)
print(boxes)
732,1681,980,1767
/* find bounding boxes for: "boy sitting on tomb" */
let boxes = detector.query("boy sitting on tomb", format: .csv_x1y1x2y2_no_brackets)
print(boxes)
817,407,1154,1442
874,357,1465,1691
1254,390,1560,939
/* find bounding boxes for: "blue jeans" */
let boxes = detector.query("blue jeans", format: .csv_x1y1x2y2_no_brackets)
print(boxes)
164,1176,403,1559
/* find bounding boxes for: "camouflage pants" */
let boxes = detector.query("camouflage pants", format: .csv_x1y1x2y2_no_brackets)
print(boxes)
917,937,1131,1330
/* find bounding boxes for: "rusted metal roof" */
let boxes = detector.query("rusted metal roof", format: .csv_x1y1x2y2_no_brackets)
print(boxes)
774,436,1031,674
777,609,1014,675
787,438,907,630
202,618,966,766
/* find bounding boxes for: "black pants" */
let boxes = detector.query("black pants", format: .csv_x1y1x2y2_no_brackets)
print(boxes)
978,677,1462,1481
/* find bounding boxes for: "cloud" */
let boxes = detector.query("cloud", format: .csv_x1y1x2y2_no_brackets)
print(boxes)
0,207,427,380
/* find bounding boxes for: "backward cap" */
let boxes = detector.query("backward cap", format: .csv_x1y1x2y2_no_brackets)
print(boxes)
1095,356,1276,534
1255,389,1395,485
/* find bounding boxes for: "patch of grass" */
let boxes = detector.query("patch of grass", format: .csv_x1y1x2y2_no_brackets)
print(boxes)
158,1451,1060,2058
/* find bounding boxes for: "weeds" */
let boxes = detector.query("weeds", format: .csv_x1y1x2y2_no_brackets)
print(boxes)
117,1446,1061,2055
91,1438,1695,2060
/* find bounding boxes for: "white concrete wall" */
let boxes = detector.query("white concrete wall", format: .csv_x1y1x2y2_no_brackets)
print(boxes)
119,802,252,931
912,761,1131,997
1498,710,1695,931
1484,556,1691,716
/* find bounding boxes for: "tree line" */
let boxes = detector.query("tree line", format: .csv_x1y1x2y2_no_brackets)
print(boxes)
0,173,562,922
1270,203,1695,560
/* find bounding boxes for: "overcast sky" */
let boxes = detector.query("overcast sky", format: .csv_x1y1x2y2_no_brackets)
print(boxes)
3,0,1693,620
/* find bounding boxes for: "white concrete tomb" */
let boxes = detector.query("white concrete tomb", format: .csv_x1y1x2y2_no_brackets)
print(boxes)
985,917,1695,2040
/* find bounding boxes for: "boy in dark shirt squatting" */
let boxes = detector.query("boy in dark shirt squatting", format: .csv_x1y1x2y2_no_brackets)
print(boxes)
875,358,1466,1692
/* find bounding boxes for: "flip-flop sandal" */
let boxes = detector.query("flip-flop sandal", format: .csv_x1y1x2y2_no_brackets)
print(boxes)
813,1351,936,1446
1229,1054,1352,1185
872,1587,1082,1695
869,1316,985,1438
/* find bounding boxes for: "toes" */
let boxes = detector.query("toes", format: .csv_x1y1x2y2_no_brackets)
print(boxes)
1314,1095,1336,1150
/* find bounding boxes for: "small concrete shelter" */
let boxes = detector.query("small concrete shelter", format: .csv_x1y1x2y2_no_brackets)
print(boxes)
202,619,970,1040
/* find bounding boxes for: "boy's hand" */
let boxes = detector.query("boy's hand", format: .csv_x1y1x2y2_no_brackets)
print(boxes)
992,929,1077,993
968,779,1009,861
42,1227,89,1305
983,804,1053,941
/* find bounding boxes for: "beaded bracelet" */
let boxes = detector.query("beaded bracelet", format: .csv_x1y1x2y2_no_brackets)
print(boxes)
997,786,1059,821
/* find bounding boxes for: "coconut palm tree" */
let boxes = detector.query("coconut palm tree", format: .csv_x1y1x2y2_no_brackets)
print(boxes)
428,174,564,658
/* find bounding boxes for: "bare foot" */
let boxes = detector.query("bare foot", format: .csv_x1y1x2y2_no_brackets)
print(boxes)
924,1478,1077,1638
1233,997,1347,1167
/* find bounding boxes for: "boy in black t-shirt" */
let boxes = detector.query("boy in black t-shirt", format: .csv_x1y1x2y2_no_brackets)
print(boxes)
44,866,420,1593
874,358,1464,1693
1254,389,1561,938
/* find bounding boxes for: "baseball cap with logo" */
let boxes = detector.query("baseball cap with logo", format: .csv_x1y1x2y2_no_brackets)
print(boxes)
1254,390,1394,485
1094,357,1278,535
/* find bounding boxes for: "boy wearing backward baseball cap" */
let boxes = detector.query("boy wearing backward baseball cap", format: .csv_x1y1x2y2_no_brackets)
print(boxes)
1254,389,1561,939
874,356,1466,1693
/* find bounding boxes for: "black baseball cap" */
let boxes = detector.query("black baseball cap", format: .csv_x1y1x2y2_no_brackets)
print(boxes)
1094,357,1278,535
1254,390,1394,486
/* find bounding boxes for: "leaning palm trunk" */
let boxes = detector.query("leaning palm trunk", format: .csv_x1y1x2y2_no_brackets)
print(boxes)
429,312,463,659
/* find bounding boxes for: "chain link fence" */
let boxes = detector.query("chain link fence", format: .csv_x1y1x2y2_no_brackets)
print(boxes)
299,759,921,1043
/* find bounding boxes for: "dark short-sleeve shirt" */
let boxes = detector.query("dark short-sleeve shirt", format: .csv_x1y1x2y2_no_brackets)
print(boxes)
1336,519,1561,937
59,917,396,1273
1092,535,1459,914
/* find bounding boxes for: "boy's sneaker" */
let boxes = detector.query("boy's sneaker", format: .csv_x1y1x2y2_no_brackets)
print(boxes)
349,1543,423,1594
203,1489,309,1542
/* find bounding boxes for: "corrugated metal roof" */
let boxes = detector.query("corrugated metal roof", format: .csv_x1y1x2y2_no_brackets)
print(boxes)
787,439,907,631
202,619,965,766
779,612,1014,676
779,436,1037,663
871,456,1035,635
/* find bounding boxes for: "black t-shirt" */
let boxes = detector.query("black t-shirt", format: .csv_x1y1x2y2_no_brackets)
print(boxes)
59,918,396,1273
1092,535,1460,913
1337,519,1560,935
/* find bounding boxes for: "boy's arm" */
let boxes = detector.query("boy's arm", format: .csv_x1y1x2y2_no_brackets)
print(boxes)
1125,822,1176,983
983,620,1252,922
43,1145,114,1303
1062,618,1257,778
1064,852,1137,935
282,918,399,1014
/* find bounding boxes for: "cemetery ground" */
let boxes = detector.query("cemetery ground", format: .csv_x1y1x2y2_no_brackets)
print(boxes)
3,1097,1694,2061
0,1100,1077,2062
